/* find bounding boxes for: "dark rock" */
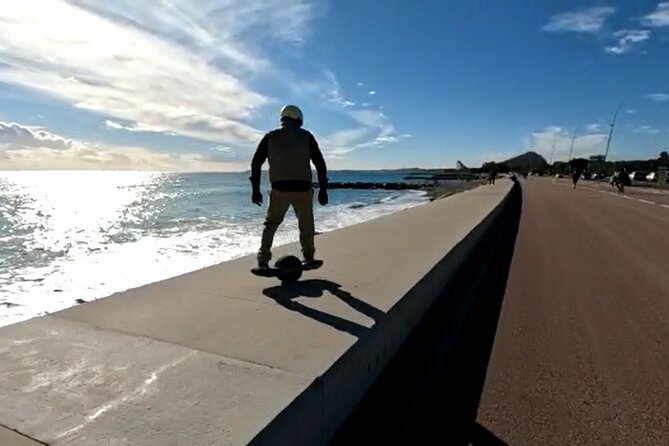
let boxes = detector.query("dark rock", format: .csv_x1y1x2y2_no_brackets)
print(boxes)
322,182,430,191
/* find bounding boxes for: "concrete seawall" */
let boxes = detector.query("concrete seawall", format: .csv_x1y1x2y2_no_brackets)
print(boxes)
0,180,516,445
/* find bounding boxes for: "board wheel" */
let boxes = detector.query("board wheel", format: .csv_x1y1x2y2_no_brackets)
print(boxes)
274,255,303,284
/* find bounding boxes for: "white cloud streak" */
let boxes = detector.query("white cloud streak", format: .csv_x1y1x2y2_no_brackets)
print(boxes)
0,1,320,147
543,7,616,33
105,120,124,130
324,127,370,147
528,126,607,161
632,125,660,134
321,71,357,108
605,29,651,54
300,71,403,156
586,123,603,133
642,2,669,27
647,93,669,102
0,121,245,171
320,109,407,155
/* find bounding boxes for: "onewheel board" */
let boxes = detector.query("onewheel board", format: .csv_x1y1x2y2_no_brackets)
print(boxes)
251,255,323,284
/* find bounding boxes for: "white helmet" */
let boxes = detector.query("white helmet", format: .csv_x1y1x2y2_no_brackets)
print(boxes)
280,105,303,123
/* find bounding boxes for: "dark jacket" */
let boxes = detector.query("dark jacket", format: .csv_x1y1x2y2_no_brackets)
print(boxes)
250,121,327,192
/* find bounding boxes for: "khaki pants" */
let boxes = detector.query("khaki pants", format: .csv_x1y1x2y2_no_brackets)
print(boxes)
258,189,315,264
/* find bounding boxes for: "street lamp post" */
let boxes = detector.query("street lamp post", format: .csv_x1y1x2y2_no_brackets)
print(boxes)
568,127,577,174
604,104,623,162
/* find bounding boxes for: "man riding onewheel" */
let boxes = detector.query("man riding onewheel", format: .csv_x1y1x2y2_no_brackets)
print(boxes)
250,105,329,270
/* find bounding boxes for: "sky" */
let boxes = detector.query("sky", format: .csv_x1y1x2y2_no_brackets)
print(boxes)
0,0,668,171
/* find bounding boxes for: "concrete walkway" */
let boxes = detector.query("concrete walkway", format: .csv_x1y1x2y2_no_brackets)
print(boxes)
1,426,44,446
0,181,512,445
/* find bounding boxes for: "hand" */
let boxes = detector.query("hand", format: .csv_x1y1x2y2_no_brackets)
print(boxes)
318,189,328,206
252,190,263,206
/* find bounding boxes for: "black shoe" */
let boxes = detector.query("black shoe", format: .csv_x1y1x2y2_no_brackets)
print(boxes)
303,259,323,269
251,263,272,277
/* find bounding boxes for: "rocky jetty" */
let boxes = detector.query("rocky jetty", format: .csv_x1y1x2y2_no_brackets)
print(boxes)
315,182,436,191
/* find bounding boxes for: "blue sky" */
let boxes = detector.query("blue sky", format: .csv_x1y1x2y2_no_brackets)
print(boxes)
0,0,668,171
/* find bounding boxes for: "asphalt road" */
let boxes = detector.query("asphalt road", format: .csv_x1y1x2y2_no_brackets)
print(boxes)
570,178,669,208
476,178,669,445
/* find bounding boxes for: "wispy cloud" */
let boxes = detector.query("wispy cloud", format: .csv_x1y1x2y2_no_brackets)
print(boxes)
0,120,245,170
303,71,403,156
105,120,124,130
605,29,651,54
205,145,245,162
322,108,404,154
321,71,357,108
647,93,669,102
0,121,84,151
642,2,669,27
349,109,398,145
586,123,603,133
0,1,321,148
105,119,166,133
323,127,370,147
368,91,377,95
632,125,660,134
543,7,616,33
527,126,607,160
626,109,637,114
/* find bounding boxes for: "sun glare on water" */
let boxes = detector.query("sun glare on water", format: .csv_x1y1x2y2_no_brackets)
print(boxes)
0,171,180,324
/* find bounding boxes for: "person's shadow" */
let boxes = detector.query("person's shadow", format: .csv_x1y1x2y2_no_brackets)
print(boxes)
263,280,384,338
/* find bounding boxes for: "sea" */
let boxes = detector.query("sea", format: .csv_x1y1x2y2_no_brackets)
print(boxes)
0,170,429,328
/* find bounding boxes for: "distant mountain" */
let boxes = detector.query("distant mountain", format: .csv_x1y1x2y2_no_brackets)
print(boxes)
504,151,548,170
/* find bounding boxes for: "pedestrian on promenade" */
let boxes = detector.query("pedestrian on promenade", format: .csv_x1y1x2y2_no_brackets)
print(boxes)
488,167,497,185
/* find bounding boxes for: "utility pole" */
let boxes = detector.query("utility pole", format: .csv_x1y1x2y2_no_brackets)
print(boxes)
568,127,577,162
604,103,623,161
549,142,556,165
568,127,577,174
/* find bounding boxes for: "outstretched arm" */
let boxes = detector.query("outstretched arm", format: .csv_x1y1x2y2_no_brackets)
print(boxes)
309,134,328,190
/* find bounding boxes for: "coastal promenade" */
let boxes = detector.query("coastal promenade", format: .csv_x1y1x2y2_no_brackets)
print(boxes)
477,178,669,445
0,181,515,445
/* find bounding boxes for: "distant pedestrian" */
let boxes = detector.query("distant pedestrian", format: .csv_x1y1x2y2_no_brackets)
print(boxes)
487,168,497,185
572,171,580,189
610,172,618,190
617,168,630,193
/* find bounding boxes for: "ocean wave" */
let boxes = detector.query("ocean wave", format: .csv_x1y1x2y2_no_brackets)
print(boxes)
0,179,427,328
347,194,404,209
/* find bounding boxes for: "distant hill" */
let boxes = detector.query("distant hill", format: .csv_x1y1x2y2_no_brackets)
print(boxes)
504,151,548,170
